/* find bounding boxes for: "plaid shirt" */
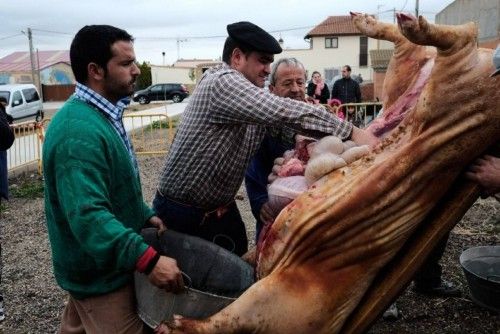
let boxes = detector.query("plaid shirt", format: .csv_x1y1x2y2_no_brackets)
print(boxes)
158,63,352,209
74,83,138,172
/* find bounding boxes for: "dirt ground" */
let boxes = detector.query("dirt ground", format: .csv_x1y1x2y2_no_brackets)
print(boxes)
0,136,499,333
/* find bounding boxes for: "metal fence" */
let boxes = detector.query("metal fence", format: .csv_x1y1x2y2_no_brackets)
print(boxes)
6,103,382,175
7,112,174,175
7,120,45,174
328,102,383,128
126,113,173,155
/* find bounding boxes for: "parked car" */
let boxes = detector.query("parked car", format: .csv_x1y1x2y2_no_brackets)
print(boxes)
0,84,44,121
133,83,189,104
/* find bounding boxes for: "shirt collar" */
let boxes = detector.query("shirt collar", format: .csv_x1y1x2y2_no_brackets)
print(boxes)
74,82,127,121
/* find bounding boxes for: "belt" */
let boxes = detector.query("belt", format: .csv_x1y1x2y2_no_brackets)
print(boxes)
156,188,234,220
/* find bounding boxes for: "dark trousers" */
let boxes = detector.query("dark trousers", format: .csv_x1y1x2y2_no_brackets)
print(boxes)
152,192,248,256
413,232,450,288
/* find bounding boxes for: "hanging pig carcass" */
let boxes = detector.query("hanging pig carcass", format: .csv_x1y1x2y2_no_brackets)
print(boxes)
163,13,500,334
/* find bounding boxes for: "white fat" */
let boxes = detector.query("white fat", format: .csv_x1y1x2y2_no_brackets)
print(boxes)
340,145,370,164
273,157,285,165
342,140,357,151
309,136,344,159
272,164,282,175
305,153,346,185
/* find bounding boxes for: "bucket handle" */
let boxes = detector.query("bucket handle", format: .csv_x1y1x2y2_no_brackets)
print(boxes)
212,234,236,253
181,271,193,289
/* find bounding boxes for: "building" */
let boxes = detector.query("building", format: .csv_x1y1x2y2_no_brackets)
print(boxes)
436,0,499,49
151,58,221,92
0,50,74,86
278,15,394,87
0,50,76,101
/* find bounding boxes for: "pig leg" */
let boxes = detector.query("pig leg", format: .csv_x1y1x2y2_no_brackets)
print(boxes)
397,13,477,52
351,12,434,110
396,13,498,136
164,269,343,334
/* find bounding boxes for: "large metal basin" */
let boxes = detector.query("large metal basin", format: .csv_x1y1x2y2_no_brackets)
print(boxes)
135,228,255,328
459,245,500,313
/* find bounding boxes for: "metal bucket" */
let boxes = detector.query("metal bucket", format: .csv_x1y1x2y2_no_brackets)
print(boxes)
135,228,255,328
459,246,500,313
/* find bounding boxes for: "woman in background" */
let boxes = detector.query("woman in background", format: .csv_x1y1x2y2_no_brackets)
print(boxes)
307,71,330,104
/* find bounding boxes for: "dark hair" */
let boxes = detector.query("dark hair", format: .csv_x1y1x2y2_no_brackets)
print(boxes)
311,71,320,78
0,96,7,104
222,36,252,64
344,65,352,72
70,25,133,83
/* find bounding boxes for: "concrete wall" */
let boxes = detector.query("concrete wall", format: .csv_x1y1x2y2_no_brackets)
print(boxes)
279,36,393,82
436,0,500,45
150,66,195,85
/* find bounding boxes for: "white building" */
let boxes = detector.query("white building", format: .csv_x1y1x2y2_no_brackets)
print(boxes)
278,16,393,84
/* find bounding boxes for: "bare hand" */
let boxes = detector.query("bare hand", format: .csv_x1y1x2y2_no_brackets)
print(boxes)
259,202,275,225
148,256,184,293
465,155,500,197
148,215,167,235
350,127,379,148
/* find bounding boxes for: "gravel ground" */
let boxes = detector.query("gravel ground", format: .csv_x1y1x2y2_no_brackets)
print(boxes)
0,140,498,333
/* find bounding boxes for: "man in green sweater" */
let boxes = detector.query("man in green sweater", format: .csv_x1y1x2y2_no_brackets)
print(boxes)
43,25,184,333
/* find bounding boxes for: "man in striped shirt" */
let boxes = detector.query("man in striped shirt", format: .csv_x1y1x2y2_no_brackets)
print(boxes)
153,21,378,256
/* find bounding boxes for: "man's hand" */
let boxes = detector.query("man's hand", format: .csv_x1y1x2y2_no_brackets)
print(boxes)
148,215,167,235
350,127,379,148
466,155,500,197
148,256,185,293
259,202,275,225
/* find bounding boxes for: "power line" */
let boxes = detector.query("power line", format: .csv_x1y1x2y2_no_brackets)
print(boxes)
31,29,73,36
0,33,23,41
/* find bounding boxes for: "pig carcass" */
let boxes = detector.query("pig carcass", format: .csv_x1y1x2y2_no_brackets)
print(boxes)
165,13,500,334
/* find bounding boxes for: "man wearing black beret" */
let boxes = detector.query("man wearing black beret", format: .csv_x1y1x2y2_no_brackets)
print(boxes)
153,21,378,256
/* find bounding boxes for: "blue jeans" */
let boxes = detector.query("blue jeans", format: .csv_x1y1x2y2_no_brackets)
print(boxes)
152,192,248,256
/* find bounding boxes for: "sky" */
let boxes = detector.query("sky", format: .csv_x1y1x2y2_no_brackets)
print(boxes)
0,0,456,66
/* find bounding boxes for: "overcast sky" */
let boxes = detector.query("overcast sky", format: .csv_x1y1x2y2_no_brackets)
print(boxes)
0,0,456,65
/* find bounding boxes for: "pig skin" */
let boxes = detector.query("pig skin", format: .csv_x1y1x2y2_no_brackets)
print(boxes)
164,14,499,334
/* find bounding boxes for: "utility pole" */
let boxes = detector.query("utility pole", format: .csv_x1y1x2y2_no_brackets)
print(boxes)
176,38,187,61
162,51,165,66
36,48,43,101
27,28,38,89
415,0,419,17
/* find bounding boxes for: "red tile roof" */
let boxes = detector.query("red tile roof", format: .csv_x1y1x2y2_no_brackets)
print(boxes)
0,50,69,72
305,16,361,38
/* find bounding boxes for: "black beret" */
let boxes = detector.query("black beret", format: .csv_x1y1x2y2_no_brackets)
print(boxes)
227,21,282,54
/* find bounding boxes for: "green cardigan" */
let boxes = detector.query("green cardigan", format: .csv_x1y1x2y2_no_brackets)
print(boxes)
43,97,155,299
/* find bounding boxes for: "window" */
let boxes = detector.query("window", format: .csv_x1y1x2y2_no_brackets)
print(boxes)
359,36,368,67
11,91,23,106
150,85,162,92
22,88,40,103
0,91,10,103
325,37,338,49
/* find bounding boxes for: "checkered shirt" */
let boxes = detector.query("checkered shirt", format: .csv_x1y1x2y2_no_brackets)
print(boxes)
157,63,352,209
74,83,138,172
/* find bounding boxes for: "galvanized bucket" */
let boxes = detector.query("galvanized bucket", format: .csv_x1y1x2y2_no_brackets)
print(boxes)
459,245,500,313
135,228,255,328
